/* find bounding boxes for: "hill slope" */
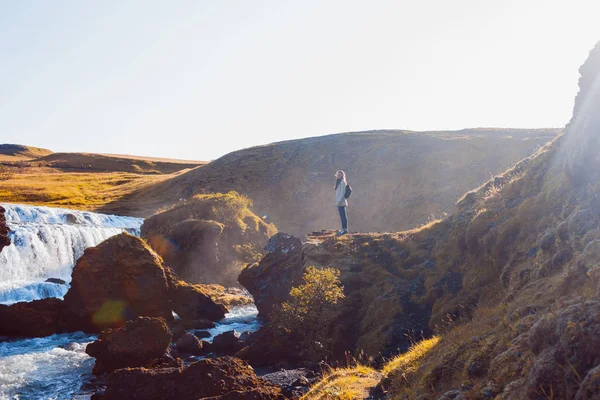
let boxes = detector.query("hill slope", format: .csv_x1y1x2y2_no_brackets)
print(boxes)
254,40,600,399
101,128,559,235
0,144,52,161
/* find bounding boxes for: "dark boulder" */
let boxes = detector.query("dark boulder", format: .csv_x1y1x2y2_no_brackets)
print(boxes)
101,356,284,400
170,281,227,321
64,233,173,332
45,278,67,285
211,330,244,355
85,316,172,374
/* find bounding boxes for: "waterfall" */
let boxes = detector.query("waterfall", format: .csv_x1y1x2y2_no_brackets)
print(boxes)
0,204,143,305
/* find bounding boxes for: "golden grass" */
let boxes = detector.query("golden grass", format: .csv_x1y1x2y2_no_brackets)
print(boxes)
0,171,169,210
382,336,441,376
302,365,381,400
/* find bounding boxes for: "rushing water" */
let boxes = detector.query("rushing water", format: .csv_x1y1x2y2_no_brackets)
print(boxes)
0,306,261,400
0,204,261,399
0,333,97,400
205,304,261,341
0,204,143,305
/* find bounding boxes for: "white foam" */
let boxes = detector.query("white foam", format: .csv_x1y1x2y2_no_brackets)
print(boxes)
0,332,96,400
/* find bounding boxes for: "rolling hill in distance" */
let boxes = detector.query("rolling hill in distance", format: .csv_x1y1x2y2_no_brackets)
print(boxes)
0,145,205,209
100,128,559,235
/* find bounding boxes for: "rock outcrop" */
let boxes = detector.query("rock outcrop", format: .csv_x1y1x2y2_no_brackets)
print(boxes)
141,192,276,286
240,230,432,356
0,205,10,253
63,233,173,332
85,317,173,374
0,298,68,337
239,233,304,317
101,356,284,400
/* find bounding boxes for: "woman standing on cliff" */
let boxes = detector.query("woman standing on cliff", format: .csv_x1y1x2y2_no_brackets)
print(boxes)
334,170,349,235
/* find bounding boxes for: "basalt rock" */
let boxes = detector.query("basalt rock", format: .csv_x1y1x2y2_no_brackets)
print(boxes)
45,278,67,285
0,298,68,338
85,317,173,374
0,205,10,253
63,233,173,332
101,356,284,400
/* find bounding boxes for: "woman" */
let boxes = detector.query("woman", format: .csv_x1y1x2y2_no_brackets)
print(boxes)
334,170,348,235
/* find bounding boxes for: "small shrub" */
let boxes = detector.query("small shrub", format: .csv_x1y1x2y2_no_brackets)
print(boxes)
271,266,345,362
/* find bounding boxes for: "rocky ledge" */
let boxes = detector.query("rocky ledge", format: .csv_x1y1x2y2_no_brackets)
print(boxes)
97,356,284,400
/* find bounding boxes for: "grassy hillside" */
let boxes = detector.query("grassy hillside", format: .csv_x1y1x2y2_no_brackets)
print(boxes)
0,146,204,210
101,128,558,235
38,152,204,174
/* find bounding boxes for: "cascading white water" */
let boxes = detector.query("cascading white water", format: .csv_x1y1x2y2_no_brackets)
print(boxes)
0,203,143,305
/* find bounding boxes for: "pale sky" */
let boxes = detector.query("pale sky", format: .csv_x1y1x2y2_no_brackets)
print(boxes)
1,1,599,161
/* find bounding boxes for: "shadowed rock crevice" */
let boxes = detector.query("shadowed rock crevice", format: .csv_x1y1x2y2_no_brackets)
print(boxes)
0,205,10,253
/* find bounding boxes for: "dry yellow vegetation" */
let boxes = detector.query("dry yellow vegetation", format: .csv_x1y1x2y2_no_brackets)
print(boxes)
302,365,381,400
0,170,171,209
302,337,440,400
382,336,441,376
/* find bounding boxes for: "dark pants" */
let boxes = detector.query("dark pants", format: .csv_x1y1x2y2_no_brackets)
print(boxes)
338,206,348,231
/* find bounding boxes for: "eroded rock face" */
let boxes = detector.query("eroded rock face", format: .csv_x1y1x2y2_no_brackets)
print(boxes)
0,205,10,253
524,301,600,399
85,317,173,374
63,233,173,332
0,298,68,338
141,193,276,287
101,356,284,400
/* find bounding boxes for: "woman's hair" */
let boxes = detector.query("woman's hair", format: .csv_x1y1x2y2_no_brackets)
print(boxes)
334,170,347,189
